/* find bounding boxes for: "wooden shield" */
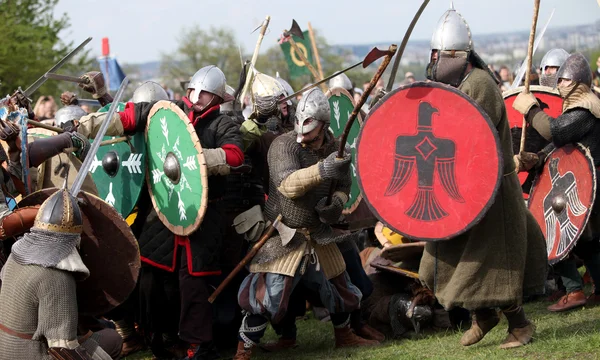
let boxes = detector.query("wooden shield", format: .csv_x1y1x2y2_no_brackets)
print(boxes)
145,101,208,236
19,188,141,316
358,82,503,242
370,256,419,280
503,85,563,196
528,144,596,264
327,87,363,214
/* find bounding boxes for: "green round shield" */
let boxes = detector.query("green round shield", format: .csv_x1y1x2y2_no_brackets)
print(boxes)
145,101,208,236
88,102,145,217
327,87,362,214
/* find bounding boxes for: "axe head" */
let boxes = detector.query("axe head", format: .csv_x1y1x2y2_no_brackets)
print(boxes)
362,46,396,68
287,19,304,39
273,219,296,246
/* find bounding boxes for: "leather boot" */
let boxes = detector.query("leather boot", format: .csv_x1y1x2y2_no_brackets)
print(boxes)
499,323,536,349
460,310,500,346
233,341,253,360
546,289,566,302
355,324,385,342
547,290,586,312
334,326,379,348
259,338,297,352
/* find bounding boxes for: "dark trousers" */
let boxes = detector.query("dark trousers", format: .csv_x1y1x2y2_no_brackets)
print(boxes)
555,236,600,294
139,264,180,335
179,249,221,345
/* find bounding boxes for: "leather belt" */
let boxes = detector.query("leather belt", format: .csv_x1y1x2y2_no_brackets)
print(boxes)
0,322,33,340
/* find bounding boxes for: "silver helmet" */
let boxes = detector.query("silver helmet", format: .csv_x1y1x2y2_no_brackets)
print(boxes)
540,49,569,87
220,85,237,113
55,105,87,127
188,65,235,103
328,73,353,91
276,73,294,106
132,81,169,103
430,6,473,52
250,73,285,121
556,53,592,88
294,88,330,141
427,6,474,87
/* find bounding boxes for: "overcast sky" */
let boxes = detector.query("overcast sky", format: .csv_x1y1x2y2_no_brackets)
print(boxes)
54,0,599,64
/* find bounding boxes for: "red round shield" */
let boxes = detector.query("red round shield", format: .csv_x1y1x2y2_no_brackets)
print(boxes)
503,86,563,195
528,144,596,264
357,82,503,241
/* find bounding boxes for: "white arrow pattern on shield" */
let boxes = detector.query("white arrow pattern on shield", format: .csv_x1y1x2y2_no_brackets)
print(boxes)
90,155,102,173
333,101,341,129
161,117,169,146
183,156,197,171
105,182,116,206
177,191,187,221
173,136,183,161
152,169,164,184
122,153,143,174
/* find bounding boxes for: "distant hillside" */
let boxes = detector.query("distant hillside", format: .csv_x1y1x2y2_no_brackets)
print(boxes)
123,21,600,81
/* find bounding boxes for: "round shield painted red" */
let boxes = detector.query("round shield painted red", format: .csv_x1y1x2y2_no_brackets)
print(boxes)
528,144,596,265
503,85,563,195
357,82,503,241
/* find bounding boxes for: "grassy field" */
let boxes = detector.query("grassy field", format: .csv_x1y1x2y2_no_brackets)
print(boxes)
126,298,600,360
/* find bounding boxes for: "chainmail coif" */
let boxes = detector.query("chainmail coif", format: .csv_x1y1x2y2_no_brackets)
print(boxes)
10,229,83,274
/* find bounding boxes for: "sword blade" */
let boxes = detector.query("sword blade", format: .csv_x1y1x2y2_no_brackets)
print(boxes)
71,77,129,195
77,99,101,107
510,9,555,89
45,73,87,84
22,37,93,97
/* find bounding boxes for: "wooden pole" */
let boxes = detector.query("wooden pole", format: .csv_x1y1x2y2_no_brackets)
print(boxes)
519,0,541,154
208,214,282,303
240,15,271,107
288,36,326,91
326,44,397,204
26,119,128,146
307,22,325,80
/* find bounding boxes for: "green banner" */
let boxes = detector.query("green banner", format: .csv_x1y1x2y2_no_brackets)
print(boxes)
280,31,315,79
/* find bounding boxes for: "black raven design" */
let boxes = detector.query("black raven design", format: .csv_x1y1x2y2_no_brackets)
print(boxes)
543,157,587,257
385,102,464,221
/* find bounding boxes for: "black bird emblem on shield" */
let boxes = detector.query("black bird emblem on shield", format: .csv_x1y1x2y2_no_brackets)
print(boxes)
542,158,587,256
385,102,464,221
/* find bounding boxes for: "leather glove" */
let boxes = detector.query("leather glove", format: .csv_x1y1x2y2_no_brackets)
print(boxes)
369,88,387,108
78,71,107,99
0,120,20,143
204,148,230,176
512,92,539,116
68,131,91,161
60,91,78,106
315,193,346,224
513,151,539,173
318,150,352,181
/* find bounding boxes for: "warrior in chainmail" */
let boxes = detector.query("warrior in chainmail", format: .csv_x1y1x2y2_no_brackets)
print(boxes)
419,6,547,349
514,52,600,313
0,188,114,360
233,88,377,360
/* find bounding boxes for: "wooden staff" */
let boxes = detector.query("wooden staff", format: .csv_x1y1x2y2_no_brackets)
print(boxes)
240,15,271,106
326,44,398,204
519,0,541,154
208,214,282,304
307,22,325,80
27,119,128,146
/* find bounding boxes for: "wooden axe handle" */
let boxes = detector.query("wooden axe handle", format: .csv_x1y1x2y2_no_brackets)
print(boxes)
325,45,397,205
208,214,283,304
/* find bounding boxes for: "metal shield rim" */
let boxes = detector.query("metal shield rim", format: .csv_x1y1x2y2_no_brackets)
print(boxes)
357,81,504,242
325,86,363,215
528,143,597,265
145,100,209,236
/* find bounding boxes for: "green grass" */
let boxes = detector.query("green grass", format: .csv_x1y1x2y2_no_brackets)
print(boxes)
126,299,600,360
